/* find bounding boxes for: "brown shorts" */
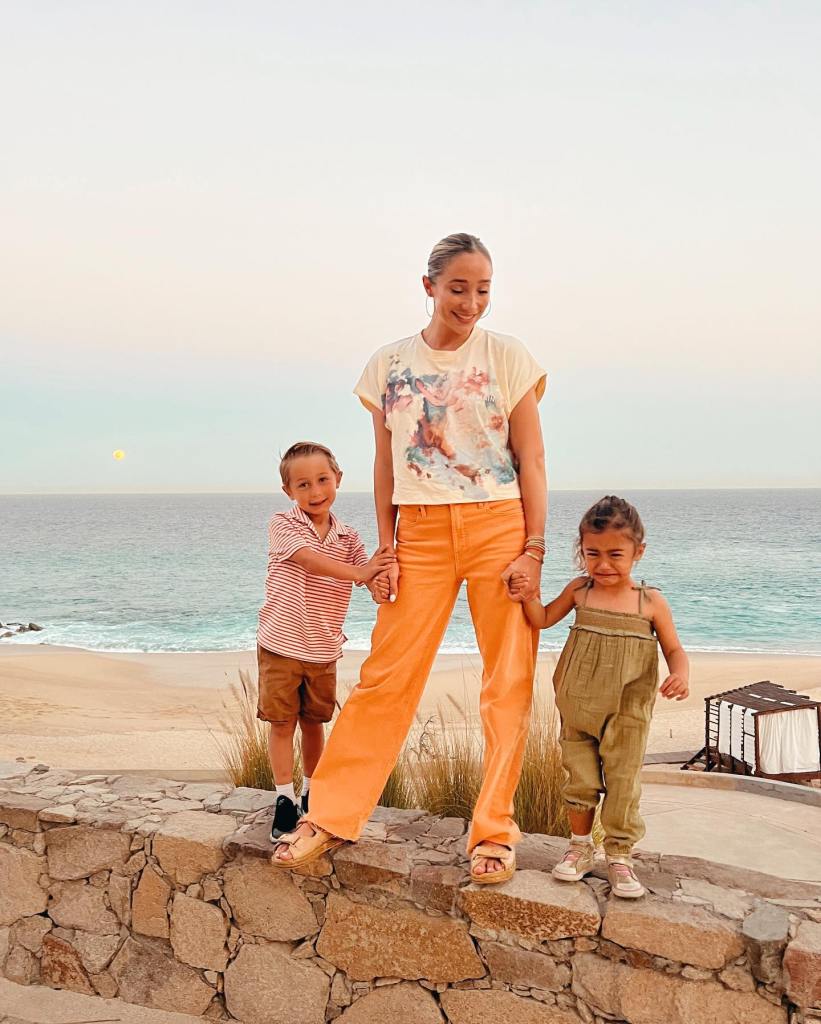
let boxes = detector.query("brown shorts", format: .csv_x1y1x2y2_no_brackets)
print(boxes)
256,645,337,724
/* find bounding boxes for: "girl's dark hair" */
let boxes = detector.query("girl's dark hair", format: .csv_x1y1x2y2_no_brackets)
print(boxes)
574,495,645,570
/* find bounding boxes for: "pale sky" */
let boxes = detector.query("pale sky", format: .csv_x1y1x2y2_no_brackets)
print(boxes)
1,1,819,493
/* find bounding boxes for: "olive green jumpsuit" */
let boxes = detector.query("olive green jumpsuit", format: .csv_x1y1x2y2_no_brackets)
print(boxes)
553,581,659,857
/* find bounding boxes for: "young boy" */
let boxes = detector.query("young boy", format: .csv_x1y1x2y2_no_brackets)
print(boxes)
258,441,393,841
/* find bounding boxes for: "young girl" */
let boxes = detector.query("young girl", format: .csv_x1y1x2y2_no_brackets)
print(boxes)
509,495,689,898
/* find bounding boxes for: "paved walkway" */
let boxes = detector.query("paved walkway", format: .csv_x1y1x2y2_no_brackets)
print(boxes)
0,978,204,1023
640,781,821,881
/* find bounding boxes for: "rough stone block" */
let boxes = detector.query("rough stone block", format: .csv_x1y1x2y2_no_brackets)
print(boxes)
602,896,743,969
152,811,236,884
440,988,581,1023
0,793,48,830
0,845,48,925
12,913,52,952
459,870,600,942
743,903,790,985
132,865,171,938
411,864,467,912
45,824,130,880
71,930,122,974
677,878,754,920
223,819,273,859
480,941,571,991
107,872,132,927
316,892,484,983
572,951,785,1024
39,805,78,824
333,840,411,888
4,944,38,985
659,855,821,902
40,933,95,995
90,970,119,999
48,879,120,934
109,936,215,1015
170,893,228,971
338,981,445,1022
219,787,277,814
223,856,317,941
223,942,330,1024
784,920,821,1009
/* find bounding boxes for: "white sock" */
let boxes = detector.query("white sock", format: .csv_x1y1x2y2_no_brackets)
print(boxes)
302,776,311,794
275,782,296,803
571,832,593,845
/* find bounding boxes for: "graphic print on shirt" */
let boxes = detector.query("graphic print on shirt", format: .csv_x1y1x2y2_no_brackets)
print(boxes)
383,353,515,499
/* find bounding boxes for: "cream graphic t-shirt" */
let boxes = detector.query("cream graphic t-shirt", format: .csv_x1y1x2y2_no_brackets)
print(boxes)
354,327,546,505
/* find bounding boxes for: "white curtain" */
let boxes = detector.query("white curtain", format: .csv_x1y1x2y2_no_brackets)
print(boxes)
717,701,757,768
758,708,820,775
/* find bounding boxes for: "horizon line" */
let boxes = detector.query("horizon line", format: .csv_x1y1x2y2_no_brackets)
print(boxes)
2,485,819,497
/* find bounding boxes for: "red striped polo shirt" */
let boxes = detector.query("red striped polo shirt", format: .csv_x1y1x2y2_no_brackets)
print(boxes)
257,505,368,663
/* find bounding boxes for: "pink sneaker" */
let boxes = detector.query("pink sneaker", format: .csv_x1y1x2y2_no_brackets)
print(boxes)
607,857,645,898
552,841,596,882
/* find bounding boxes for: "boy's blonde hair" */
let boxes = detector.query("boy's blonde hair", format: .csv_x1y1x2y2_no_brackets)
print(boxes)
279,441,341,486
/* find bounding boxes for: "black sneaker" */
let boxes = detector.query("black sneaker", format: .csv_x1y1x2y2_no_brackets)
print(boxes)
270,794,299,841
301,789,309,816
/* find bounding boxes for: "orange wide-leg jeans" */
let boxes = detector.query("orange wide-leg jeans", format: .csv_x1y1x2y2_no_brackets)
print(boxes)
307,499,538,852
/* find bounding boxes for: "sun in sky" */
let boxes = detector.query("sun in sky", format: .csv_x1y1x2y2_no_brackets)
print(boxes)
112,450,126,461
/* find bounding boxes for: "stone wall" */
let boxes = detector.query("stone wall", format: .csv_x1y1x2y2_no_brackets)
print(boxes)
1,763,820,1024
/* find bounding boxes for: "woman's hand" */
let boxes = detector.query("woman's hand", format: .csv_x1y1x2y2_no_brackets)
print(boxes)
502,553,541,602
357,546,396,584
386,558,400,601
367,572,391,604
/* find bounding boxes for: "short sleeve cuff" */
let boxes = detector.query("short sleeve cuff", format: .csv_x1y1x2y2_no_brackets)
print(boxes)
510,369,548,411
352,385,383,414
269,520,309,562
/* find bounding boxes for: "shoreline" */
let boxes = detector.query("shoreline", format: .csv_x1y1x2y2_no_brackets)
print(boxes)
1,644,819,771
3,639,821,659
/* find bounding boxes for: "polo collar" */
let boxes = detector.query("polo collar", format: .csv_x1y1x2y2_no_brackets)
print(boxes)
290,504,349,541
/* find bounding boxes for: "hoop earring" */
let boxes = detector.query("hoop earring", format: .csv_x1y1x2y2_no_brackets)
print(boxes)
425,296,435,318
480,301,492,320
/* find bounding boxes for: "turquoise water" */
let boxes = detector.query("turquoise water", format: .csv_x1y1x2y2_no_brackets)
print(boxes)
1,490,820,655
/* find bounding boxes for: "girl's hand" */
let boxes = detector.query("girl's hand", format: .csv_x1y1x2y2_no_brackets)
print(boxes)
507,571,534,599
367,571,391,604
660,674,689,701
501,554,541,602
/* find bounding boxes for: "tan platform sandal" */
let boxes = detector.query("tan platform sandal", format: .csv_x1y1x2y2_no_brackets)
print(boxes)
272,821,344,869
607,857,645,898
469,842,515,885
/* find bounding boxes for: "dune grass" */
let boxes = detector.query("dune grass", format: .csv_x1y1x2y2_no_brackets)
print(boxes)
217,666,598,841
215,668,302,792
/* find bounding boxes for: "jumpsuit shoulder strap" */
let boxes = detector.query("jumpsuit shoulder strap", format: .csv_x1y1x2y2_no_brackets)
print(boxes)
636,580,660,615
578,578,594,607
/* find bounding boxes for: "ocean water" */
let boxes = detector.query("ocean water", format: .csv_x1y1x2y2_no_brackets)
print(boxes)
1,490,820,656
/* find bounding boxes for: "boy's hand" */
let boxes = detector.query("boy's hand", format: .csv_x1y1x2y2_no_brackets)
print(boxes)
366,572,391,604
358,546,396,584
660,674,689,701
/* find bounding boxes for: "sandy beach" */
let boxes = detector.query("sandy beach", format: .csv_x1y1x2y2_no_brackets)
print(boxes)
1,644,819,773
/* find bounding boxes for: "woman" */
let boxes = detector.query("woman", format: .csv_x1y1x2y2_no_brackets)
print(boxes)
274,232,547,883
